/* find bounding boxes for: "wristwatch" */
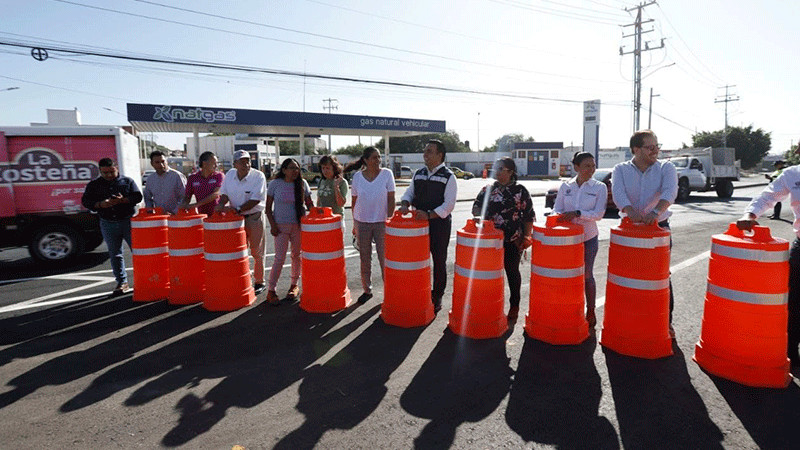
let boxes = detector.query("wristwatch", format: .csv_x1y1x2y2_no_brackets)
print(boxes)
575,210,581,217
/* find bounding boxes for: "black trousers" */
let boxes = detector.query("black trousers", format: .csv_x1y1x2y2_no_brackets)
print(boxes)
429,216,452,300
789,238,800,359
503,241,523,308
658,220,675,323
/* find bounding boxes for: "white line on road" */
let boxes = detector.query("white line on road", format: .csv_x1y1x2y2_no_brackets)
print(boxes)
0,279,113,314
0,291,113,314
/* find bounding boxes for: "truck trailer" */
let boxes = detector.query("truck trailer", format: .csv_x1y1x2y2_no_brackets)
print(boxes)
0,126,141,263
663,147,739,202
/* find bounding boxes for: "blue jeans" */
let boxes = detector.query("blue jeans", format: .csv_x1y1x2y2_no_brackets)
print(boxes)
100,218,132,284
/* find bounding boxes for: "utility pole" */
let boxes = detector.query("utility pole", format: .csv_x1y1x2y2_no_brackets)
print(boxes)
620,1,663,133
477,112,480,152
715,85,739,149
648,87,660,129
322,98,338,153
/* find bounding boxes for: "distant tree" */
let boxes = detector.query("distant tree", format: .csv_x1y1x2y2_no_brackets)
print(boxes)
482,133,535,153
274,139,322,156
783,143,800,166
335,143,368,156
692,125,771,170
374,130,470,153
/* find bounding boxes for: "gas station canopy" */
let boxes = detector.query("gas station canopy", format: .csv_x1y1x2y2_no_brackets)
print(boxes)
126,103,446,138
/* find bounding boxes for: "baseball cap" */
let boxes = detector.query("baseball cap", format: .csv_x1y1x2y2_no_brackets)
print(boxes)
233,150,251,161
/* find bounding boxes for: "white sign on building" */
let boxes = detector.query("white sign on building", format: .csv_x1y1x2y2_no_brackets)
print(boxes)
583,100,600,160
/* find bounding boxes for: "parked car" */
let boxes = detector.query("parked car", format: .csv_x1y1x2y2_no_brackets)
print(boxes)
301,167,322,185
400,166,413,178
544,168,616,211
449,166,474,179
141,169,155,186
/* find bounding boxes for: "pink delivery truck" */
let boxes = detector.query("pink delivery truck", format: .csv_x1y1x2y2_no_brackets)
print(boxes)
0,126,141,263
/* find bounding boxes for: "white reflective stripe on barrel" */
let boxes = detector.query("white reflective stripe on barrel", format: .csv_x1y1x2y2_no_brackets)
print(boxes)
385,259,430,271
711,243,788,263
532,232,583,246
168,218,204,228
131,219,168,228
302,249,344,261
456,236,502,249
531,264,584,279
610,233,670,249
203,220,244,230
707,282,787,305
204,249,249,261
132,246,168,256
386,226,429,237
454,264,503,280
169,247,204,257
302,221,342,233
607,273,669,290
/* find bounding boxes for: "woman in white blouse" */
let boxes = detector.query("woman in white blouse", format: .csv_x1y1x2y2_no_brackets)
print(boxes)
553,152,608,327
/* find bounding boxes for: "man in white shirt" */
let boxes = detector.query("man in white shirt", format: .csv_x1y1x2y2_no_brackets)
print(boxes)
737,145,800,367
399,139,458,312
611,130,678,331
143,150,186,214
216,150,268,294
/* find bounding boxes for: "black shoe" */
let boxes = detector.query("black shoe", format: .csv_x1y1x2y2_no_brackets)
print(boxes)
432,295,442,313
110,282,130,297
769,216,779,220
357,292,373,304
253,283,266,295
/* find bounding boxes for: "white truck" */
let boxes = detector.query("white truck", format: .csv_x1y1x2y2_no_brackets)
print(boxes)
662,147,739,202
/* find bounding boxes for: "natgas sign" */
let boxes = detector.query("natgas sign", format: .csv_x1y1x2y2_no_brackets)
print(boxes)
0,148,98,184
152,105,236,123
128,103,446,133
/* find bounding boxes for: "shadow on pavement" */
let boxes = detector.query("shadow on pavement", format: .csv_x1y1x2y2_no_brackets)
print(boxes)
709,371,800,448
0,251,109,283
506,333,619,448
0,293,158,354
0,302,211,409
274,317,425,449
56,300,376,447
400,329,513,449
603,344,724,448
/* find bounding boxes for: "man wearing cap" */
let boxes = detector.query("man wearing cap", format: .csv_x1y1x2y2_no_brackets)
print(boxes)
143,150,186,214
766,160,786,219
737,144,800,368
611,130,679,333
216,150,268,295
398,139,457,313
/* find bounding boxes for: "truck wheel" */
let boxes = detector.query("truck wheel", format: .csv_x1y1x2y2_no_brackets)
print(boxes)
29,224,85,263
677,178,690,203
715,179,734,198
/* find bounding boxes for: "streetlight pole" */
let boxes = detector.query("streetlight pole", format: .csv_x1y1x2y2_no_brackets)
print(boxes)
477,112,480,152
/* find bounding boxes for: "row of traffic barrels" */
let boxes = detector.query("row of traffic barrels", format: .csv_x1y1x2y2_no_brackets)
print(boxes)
132,207,792,388
131,207,255,311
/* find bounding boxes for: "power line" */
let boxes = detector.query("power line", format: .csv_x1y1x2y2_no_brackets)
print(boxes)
0,38,598,104
487,0,622,25
54,0,621,85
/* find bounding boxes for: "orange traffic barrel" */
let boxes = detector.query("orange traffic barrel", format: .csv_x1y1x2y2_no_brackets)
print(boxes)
202,211,255,311
300,207,351,313
525,214,588,345
601,218,672,359
449,219,507,339
694,223,791,388
382,211,434,327
131,207,169,302
167,207,206,305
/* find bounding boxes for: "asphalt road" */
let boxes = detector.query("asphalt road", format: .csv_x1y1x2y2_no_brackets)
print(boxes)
1,182,799,448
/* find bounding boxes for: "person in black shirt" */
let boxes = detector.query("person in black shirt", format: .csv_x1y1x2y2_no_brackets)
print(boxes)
472,157,534,321
81,158,143,296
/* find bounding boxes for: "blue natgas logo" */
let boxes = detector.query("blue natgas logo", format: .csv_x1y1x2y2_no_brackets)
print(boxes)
153,105,236,123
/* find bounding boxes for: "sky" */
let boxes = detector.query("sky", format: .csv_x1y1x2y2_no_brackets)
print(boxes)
1,0,798,156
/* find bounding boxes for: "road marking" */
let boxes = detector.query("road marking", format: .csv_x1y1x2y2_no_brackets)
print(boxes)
0,278,113,314
596,250,710,308
0,291,112,314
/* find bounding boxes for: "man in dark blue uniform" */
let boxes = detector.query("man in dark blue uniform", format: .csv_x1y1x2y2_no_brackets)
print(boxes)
399,140,457,312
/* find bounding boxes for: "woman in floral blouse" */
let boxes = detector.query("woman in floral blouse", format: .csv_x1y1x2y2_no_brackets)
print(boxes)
472,157,535,321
